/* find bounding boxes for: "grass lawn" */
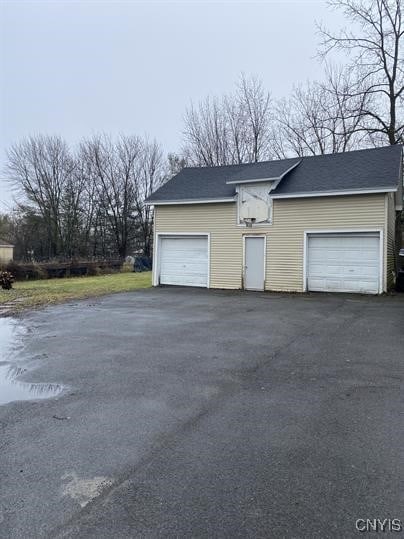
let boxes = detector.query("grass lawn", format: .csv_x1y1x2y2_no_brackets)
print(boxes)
0,272,152,314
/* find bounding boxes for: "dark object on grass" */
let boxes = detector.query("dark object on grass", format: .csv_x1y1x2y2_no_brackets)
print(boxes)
0,271,14,290
133,256,152,272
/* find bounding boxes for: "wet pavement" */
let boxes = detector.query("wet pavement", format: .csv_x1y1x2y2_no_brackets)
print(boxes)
0,288,404,539
0,318,63,405
0,363,62,405
0,317,17,359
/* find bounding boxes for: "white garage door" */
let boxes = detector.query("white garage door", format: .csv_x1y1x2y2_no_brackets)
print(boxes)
159,236,208,287
307,233,380,294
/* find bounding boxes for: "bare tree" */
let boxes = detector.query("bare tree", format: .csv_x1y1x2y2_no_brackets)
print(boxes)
6,135,75,258
318,0,404,145
272,67,367,157
132,139,165,257
238,74,272,162
183,75,273,166
79,134,165,259
59,165,89,258
73,154,102,257
166,153,188,178
6,133,165,261
79,134,141,259
183,96,230,166
0,214,12,242
2,206,49,261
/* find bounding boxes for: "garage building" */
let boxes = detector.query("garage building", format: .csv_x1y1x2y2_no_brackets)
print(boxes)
147,146,403,295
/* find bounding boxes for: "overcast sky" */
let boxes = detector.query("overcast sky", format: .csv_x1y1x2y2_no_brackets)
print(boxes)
0,0,346,210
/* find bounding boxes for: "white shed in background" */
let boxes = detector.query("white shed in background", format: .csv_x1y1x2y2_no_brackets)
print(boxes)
0,241,14,264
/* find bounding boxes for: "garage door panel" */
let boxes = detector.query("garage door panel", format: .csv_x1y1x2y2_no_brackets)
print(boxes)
160,272,207,286
308,277,379,294
159,236,208,287
361,252,378,262
310,264,379,279
308,250,327,262
355,266,379,278
307,233,380,294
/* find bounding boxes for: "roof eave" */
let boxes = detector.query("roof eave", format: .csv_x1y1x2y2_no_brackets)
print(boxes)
145,197,236,206
271,187,397,199
226,176,281,185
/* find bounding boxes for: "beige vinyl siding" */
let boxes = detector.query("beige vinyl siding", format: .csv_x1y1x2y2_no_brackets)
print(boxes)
386,192,397,290
0,246,13,264
154,194,386,292
268,195,385,292
155,204,242,289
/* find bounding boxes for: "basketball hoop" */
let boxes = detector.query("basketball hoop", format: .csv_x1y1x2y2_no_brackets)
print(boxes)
243,217,256,228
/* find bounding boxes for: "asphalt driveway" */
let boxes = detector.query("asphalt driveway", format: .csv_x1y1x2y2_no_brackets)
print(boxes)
1,288,404,538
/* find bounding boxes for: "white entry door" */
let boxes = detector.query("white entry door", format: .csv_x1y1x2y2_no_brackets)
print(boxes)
244,236,265,291
307,233,380,294
159,235,208,287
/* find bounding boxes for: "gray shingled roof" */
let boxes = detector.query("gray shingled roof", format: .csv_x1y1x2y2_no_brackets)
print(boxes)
147,145,403,203
226,157,301,182
274,145,402,195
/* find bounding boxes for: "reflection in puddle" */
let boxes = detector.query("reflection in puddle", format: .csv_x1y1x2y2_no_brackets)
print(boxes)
0,364,63,405
0,317,20,362
0,318,63,405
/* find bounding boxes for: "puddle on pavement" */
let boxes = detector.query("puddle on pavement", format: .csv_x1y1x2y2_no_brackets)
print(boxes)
0,364,63,405
0,318,63,405
0,317,18,360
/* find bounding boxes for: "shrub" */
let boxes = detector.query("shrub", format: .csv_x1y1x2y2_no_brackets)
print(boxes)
0,271,14,290
4,261,46,280
4,261,25,280
87,264,102,276
2,259,124,280
30,262,48,280
121,261,133,273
